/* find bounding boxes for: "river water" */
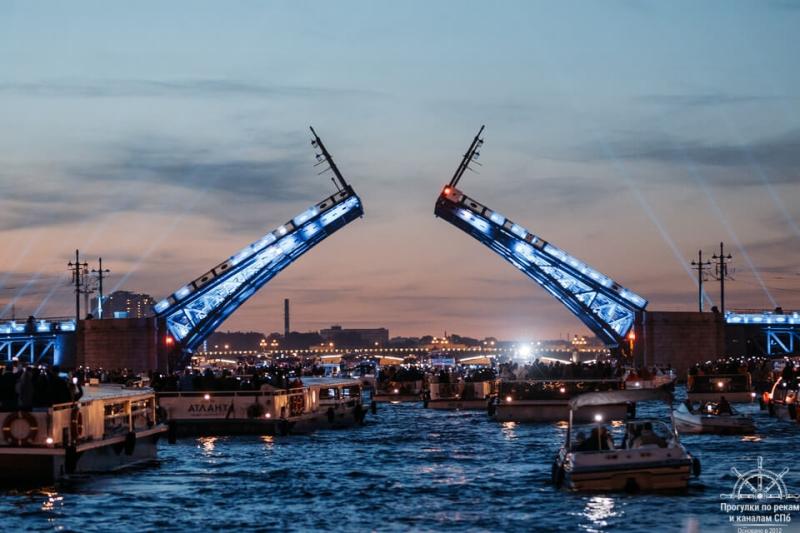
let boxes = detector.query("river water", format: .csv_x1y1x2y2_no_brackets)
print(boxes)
1,387,799,532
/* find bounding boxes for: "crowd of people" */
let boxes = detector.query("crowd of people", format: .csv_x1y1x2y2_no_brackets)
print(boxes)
689,356,777,390
498,360,623,381
151,364,306,392
0,361,84,410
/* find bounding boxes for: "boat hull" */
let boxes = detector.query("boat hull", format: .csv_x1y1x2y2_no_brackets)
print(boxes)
0,427,164,483
565,461,692,491
372,394,421,403
426,399,490,410
673,412,755,434
687,392,754,403
494,402,629,423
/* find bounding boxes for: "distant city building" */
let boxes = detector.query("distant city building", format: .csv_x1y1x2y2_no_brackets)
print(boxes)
91,290,156,319
319,325,389,347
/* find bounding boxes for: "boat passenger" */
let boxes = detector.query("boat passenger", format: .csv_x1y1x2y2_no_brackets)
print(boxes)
717,396,732,415
632,422,667,448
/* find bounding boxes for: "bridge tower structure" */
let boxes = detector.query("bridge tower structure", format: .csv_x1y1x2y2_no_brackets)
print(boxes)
153,128,364,368
434,127,648,354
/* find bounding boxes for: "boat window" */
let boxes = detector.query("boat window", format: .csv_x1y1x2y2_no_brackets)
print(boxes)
624,421,672,449
319,388,338,400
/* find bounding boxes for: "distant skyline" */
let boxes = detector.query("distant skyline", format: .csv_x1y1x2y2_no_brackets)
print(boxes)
1,1,798,341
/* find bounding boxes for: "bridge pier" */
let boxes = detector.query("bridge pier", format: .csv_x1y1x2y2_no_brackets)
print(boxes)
633,311,725,378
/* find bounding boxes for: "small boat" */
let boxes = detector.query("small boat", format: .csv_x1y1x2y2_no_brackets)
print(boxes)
552,389,700,492
491,379,629,422
673,401,756,434
158,376,366,437
373,365,425,402
766,378,798,421
0,384,166,483
425,369,499,410
686,373,755,403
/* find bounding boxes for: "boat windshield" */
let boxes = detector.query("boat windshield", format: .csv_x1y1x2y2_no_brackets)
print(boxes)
570,420,674,452
683,399,737,416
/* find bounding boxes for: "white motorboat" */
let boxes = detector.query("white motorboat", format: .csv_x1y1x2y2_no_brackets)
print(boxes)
552,389,700,492
673,401,756,434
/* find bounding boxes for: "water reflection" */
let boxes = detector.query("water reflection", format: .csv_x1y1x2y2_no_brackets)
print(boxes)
198,437,217,455
501,421,517,440
40,490,63,512
582,496,618,531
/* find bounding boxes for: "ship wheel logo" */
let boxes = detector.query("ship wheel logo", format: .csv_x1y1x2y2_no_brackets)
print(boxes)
723,456,795,500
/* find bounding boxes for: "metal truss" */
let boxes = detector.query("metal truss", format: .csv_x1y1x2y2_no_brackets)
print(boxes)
154,128,364,357
727,311,800,356
434,127,647,348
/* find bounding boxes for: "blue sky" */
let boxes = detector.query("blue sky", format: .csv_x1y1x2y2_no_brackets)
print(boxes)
1,1,798,339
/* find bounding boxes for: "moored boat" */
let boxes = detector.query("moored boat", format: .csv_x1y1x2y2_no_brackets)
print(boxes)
491,379,628,422
158,376,365,437
0,384,165,483
552,389,700,492
673,400,756,434
373,365,424,402
425,368,498,410
686,373,755,403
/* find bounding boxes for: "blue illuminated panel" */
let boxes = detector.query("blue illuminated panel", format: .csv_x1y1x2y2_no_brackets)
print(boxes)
435,186,647,347
0,319,76,335
726,311,800,326
155,187,363,353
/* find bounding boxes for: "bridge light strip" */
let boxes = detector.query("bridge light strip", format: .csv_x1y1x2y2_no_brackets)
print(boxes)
453,189,647,310
0,319,76,334
726,312,800,325
159,194,362,343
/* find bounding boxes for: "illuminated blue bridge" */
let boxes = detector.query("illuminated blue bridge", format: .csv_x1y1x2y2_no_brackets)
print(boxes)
726,310,800,356
0,318,76,364
154,128,363,366
434,127,647,353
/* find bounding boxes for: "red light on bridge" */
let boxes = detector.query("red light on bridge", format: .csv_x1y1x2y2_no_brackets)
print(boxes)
627,331,636,341
165,336,174,346
443,187,451,195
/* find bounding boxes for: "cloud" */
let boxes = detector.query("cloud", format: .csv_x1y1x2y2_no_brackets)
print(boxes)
0,135,335,231
574,129,800,186
636,93,792,108
0,79,382,100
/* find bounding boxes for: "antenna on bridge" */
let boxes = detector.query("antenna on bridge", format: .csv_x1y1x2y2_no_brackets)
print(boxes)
309,126,349,191
449,125,485,188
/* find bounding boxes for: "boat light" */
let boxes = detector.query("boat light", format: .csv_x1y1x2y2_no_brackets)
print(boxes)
634,382,641,388
204,394,211,400
264,413,271,419
559,387,566,394
506,396,513,403
751,392,757,398
707,405,714,413
594,414,603,422
717,381,724,389
46,437,54,445
393,389,399,394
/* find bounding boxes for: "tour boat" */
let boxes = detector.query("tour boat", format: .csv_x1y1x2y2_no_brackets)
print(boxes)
0,384,166,483
552,389,700,492
490,379,629,422
686,373,755,403
425,377,499,410
623,368,677,390
673,401,756,434
157,376,365,437
372,366,425,402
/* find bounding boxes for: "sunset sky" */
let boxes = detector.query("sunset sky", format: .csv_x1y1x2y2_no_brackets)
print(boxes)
1,1,798,341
